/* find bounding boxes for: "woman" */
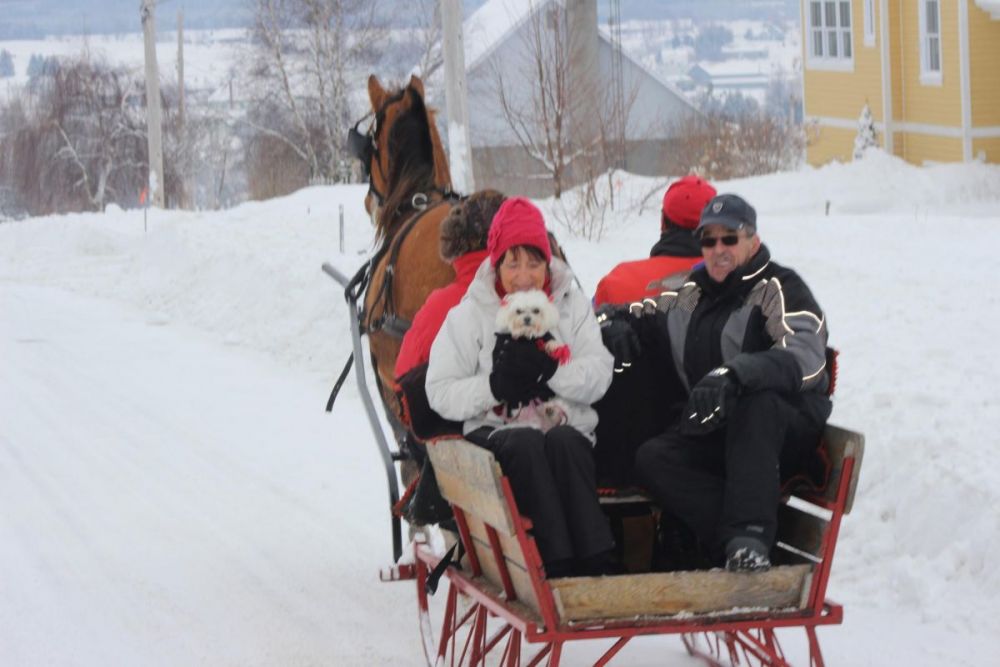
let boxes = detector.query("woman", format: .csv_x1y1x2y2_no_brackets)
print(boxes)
426,197,616,578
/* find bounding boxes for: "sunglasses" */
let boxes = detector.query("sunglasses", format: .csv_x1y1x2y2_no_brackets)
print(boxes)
699,234,741,248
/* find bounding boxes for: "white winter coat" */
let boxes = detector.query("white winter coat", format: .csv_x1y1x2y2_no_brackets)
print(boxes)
426,257,614,442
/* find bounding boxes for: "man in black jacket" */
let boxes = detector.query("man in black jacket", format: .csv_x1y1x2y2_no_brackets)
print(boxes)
625,194,832,572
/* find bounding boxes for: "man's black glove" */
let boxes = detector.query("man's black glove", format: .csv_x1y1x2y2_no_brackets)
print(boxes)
489,336,558,406
683,366,739,434
596,305,642,372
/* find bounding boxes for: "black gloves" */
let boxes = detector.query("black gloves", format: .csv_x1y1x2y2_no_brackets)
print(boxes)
683,366,740,434
489,335,558,406
596,305,642,372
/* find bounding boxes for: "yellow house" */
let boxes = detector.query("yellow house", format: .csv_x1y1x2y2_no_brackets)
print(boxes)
801,0,1000,165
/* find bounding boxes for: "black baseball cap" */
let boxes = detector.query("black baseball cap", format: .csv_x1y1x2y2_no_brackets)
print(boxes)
697,194,757,233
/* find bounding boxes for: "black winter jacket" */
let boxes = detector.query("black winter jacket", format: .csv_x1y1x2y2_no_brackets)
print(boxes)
646,244,831,398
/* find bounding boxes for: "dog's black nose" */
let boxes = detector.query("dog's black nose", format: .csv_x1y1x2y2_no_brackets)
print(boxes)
524,316,532,325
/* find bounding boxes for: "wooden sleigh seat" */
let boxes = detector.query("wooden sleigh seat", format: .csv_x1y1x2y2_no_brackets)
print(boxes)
414,424,863,666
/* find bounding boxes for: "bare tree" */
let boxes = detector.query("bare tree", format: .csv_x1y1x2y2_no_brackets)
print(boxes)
411,0,443,79
490,4,584,198
0,56,187,215
245,0,382,191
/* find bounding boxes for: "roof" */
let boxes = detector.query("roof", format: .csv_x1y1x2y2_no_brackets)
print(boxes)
461,0,697,113
464,0,546,71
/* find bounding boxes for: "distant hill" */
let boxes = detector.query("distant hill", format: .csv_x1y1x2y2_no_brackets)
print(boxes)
614,0,799,22
0,0,252,38
0,0,798,39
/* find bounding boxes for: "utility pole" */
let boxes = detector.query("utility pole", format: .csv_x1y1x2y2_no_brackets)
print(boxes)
177,9,185,133
440,0,475,194
141,0,165,208
177,8,191,208
566,0,599,152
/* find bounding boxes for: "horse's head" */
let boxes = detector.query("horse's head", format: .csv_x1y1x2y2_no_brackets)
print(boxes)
348,74,452,240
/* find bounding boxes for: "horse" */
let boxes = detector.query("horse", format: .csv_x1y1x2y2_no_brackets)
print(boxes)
347,74,459,448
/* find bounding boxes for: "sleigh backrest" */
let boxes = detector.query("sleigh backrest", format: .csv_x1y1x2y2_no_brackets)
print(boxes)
771,423,864,609
427,438,553,621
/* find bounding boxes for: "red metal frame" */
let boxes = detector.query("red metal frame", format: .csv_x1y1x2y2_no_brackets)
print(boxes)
412,453,858,666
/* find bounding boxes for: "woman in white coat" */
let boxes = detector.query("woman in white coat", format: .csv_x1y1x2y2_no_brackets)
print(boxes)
426,197,616,578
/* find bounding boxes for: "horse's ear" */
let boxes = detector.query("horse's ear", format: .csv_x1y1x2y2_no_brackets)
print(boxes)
368,74,387,111
406,74,453,192
408,74,425,100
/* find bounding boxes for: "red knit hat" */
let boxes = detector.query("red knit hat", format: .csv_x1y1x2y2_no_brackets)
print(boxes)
487,197,552,266
662,175,717,230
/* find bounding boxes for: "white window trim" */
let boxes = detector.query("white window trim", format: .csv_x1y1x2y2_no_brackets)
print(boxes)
918,0,943,86
863,0,876,47
805,0,855,71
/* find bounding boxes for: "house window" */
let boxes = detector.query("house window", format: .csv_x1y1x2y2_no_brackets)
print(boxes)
807,0,853,69
919,0,942,84
863,0,876,46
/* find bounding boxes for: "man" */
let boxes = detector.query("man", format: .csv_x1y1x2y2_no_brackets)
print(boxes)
591,176,716,488
626,193,832,572
593,174,716,307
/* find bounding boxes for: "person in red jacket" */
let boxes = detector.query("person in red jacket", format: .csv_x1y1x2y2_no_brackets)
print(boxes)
394,190,506,379
593,175,717,307
591,176,716,493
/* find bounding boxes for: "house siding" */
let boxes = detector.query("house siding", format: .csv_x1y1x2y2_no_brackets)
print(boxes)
803,0,998,165
802,0,886,120
802,0,887,165
896,0,962,127
899,131,963,162
967,1,1000,128
806,124,859,164
972,137,1000,162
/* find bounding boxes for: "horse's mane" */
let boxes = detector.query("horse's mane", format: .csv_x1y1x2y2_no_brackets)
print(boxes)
376,88,441,242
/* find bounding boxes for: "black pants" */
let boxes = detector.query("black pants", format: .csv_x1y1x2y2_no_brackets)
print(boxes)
466,425,614,567
634,390,830,562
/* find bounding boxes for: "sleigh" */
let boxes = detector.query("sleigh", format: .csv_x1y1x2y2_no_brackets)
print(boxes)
410,424,863,667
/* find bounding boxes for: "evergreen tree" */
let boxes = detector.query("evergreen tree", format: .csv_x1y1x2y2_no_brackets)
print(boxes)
853,103,878,159
0,50,14,78
26,54,44,78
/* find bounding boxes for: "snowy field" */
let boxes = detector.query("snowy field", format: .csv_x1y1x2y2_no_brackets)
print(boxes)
2,151,1000,665
0,29,248,104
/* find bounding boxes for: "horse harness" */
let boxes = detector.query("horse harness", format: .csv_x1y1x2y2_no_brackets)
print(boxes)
356,191,459,339
327,190,460,413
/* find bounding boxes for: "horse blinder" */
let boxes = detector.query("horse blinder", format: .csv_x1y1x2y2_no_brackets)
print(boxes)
347,119,375,177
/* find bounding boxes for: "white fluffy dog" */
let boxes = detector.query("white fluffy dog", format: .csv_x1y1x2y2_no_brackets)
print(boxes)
493,289,570,433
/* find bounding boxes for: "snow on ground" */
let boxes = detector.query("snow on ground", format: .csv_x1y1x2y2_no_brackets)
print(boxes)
2,152,1000,665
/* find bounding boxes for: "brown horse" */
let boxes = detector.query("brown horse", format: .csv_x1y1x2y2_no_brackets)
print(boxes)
352,74,458,441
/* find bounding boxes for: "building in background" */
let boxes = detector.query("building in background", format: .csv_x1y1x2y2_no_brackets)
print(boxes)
802,0,1000,165
449,0,702,197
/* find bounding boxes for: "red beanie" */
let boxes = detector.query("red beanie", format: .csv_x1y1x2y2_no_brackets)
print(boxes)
662,175,717,230
487,197,552,266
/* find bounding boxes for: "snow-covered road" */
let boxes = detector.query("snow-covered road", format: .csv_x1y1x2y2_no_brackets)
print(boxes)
0,284,417,665
3,285,994,666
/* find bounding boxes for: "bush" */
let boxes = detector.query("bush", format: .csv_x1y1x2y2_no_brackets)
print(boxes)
665,109,804,180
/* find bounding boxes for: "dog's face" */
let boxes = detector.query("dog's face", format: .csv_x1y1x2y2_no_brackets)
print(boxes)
495,289,559,339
